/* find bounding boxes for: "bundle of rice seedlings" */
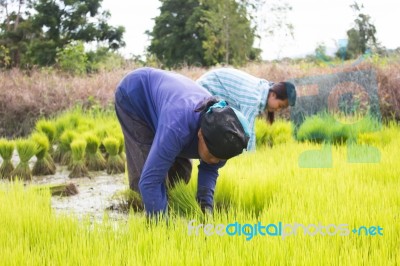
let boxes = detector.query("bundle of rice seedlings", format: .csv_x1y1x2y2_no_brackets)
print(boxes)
35,119,56,155
31,133,56,176
53,117,76,162
69,139,89,178
0,139,15,180
84,133,106,171
116,133,126,161
54,117,68,140
33,182,79,196
94,127,108,154
168,180,203,217
55,130,77,166
111,189,143,212
103,137,125,174
11,139,38,181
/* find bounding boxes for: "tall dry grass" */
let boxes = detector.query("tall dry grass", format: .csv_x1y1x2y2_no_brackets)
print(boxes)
0,59,399,137
0,68,128,137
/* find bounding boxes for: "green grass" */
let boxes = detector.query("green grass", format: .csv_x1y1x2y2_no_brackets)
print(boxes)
0,122,399,265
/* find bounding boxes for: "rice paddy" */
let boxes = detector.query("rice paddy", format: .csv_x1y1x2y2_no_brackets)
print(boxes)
0,108,399,265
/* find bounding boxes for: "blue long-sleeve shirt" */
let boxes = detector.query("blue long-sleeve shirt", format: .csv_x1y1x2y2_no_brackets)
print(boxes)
116,67,225,215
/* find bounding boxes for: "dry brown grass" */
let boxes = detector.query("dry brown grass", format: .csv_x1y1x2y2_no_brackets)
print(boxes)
0,68,130,137
1,60,399,138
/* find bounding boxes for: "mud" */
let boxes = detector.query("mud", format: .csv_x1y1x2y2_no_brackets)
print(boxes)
0,152,130,221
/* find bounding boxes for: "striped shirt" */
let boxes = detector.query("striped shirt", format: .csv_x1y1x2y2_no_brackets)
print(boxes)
197,68,272,151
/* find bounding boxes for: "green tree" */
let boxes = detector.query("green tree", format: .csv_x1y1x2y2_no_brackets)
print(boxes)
56,41,87,75
0,0,34,67
147,0,260,67
146,0,206,67
314,43,331,62
86,47,125,73
337,2,378,59
0,0,125,68
200,0,260,66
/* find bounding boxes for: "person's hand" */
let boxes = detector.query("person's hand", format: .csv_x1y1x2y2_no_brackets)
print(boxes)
201,205,213,215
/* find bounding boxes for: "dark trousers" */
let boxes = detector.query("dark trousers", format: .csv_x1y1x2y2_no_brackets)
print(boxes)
115,99,192,193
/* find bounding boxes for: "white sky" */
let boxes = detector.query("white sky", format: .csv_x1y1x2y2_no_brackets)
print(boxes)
102,0,400,60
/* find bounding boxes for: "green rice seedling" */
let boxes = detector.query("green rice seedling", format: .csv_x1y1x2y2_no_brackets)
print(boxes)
94,127,109,154
168,180,203,218
84,133,106,171
255,118,270,147
35,119,56,155
296,114,331,143
58,109,84,130
270,120,293,146
54,116,69,141
11,139,38,181
0,122,400,265
31,132,56,176
298,112,382,145
69,139,89,178
52,111,85,161
329,122,349,144
103,137,125,174
358,132,381,146
0,139,15,179
56,130,78,167
76,123,93,134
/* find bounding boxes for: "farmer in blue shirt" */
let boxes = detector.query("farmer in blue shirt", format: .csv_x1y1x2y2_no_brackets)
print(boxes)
197,68,296,151
115,67,250,217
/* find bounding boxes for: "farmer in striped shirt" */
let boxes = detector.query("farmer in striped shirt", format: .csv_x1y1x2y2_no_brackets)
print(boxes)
197,68,296,151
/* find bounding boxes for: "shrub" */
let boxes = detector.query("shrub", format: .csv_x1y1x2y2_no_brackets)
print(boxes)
56,41,87,75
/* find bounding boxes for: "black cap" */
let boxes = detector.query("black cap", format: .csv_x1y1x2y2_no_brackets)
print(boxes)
200,106,249,160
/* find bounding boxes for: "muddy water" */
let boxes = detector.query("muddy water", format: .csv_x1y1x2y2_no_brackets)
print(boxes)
1,152,130,221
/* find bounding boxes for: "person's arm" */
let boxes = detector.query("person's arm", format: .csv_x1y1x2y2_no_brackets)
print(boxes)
139,126,182,217
196,160,226,212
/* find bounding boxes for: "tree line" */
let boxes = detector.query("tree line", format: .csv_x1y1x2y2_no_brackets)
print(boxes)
0,0,124,71
0,0,384,73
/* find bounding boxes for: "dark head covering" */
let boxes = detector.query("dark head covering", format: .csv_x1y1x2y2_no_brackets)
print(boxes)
200,101,249,160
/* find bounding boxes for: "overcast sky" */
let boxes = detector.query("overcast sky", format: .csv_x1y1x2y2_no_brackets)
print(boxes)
102,0,400,60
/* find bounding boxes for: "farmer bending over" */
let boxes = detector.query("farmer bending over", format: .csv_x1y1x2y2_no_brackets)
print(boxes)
197,68,296,151
115,67,250,217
